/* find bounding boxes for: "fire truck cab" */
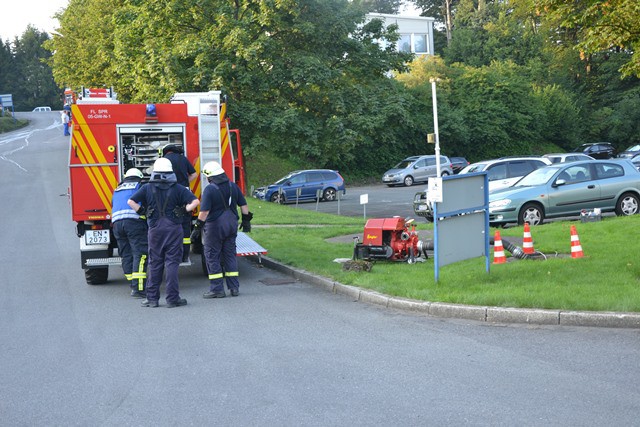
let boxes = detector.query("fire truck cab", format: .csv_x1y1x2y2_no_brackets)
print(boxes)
69,87,264,285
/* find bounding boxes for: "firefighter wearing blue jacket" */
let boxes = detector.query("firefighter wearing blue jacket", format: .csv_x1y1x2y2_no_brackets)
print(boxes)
128,158,199,308
111,168,148,298
191,161,252,298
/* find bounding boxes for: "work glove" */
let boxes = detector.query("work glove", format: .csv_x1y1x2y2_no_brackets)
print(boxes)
136,205,146,219
190,219,205,242
173,205,188,218
240,211,253,232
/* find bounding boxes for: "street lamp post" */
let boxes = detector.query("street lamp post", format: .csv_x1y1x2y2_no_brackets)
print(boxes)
430,78,440,177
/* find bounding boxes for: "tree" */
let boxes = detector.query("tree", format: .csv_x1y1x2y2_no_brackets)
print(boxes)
536,0,640,78
412,0,459,45
359,0,403,14
46,0,122,94
0,39,13,99
11,27,59,110
48,0,418,172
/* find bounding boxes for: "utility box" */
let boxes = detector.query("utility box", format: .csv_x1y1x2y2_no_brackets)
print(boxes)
580,209,602,223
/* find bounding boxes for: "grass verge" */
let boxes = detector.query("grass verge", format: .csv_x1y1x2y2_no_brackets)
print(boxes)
0,116,28,133
248,201,640,312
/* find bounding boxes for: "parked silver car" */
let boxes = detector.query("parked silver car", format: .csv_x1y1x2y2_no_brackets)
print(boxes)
489,159,640,226
382,155,454,187
543,153,595,164
459,156,551,192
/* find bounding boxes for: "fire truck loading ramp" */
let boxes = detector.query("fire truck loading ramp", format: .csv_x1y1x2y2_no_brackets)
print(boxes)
236,232,267,257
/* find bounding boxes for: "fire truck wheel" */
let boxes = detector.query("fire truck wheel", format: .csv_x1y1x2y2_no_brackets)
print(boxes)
85,267,109,285
322,188,337,201
270,193,285,204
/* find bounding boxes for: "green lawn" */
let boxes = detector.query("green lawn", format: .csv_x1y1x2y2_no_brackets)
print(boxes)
248,200,640,312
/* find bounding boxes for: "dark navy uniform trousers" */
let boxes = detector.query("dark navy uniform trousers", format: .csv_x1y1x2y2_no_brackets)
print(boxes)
112,218,148,292
147,217,183,303
204,210,239,293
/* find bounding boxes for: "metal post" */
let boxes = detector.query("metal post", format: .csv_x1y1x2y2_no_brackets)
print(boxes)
430,78,441,178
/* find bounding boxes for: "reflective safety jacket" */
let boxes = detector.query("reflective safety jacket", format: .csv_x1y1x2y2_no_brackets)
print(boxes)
112,179,144,222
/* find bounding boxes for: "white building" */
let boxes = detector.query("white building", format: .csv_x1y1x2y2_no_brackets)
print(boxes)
366,13,435,56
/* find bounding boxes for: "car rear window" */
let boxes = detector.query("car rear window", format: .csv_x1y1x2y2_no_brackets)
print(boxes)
322,172,338,181
595,163,624,179
307,172,326,182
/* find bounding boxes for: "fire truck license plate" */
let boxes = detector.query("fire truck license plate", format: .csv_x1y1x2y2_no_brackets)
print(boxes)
85,230,110,245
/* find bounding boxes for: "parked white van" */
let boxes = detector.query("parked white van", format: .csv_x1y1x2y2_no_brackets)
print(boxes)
32,106,52,112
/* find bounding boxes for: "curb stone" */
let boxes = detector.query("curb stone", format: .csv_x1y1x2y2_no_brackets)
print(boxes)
255,256,640,329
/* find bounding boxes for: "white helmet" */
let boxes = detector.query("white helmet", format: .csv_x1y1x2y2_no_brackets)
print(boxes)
124,168,144,179
153,157,173,172
202,161,225,177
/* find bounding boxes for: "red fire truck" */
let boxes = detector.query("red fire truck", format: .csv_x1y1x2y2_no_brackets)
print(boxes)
68,87,265,285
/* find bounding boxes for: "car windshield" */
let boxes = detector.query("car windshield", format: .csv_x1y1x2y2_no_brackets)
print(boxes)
460,163,487,173
394,160,415,169
514,167,558,187
624,144,640,152
274,173,297,185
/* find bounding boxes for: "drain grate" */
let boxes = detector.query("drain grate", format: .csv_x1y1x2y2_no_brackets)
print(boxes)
259,278,297,286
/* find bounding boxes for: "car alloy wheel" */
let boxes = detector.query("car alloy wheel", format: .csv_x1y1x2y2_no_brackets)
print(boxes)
322,188,337,201
615,192,639,216
519,202,544,226
270,192,285,204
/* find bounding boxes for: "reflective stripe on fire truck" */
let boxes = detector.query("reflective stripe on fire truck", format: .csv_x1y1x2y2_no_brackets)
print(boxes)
71,106,117,212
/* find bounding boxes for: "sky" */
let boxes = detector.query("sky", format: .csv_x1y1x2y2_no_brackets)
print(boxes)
0,0,420,42
0,0,69,41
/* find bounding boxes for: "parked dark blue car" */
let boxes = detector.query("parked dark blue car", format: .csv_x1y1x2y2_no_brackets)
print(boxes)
253,169,346,204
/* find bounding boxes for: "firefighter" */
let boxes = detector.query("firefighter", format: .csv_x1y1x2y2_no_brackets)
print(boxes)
161,143,197,264
111,168,148,298
127,158,200,308
191,161,252,298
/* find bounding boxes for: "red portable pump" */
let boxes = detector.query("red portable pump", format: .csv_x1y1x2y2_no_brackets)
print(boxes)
354,217,427,262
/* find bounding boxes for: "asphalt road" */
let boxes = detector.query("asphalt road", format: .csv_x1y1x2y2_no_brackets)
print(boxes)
1,111,639,425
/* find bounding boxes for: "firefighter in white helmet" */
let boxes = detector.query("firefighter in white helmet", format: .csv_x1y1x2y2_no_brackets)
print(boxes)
127,157,199,308
191,161,252,298
160,144,197,263
111,168,148,298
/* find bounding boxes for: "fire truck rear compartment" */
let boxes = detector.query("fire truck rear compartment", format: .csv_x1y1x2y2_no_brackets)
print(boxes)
119,126,185,178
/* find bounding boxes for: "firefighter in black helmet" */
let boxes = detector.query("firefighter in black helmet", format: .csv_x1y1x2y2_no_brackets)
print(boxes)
161,143,197,263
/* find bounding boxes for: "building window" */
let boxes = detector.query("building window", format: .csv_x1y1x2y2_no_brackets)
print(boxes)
414,34,429,54
398,34,430,54
399,34,412,53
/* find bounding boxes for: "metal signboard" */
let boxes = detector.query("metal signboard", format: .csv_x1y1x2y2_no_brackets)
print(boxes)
0,94,13,107
432,172,490,281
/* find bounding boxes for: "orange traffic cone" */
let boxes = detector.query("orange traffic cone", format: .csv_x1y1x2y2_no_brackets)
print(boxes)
522,223,535,255
570,225,584,258
493,230,506,264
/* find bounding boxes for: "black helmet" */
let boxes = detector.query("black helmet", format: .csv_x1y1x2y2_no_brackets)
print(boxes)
161,143,184,156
